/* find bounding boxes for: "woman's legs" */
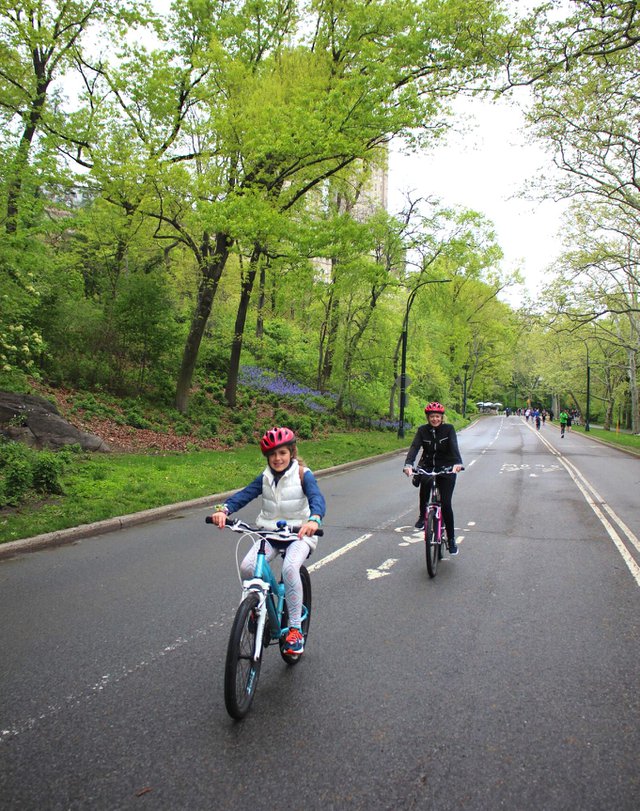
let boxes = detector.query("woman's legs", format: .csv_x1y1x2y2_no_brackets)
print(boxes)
437,474,457,547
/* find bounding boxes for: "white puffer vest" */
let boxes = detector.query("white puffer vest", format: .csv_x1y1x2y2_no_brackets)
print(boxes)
256,460,318,550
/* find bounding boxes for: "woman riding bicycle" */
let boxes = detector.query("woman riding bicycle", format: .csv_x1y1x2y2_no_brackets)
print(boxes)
403,402,464,555
210,427,326,655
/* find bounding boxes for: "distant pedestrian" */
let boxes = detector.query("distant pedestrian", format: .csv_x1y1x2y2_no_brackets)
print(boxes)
559,409,568,438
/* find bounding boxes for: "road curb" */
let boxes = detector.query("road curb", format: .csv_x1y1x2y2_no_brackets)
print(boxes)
0,448,407,560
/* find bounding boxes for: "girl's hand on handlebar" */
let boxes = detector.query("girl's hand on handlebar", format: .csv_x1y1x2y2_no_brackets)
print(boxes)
452,464,464,473
209,511,228,528
403,465,413,477
298,520,320,538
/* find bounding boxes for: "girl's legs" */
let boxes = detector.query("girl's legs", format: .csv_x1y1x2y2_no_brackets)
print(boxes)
240,541,278,579
281,540,311,628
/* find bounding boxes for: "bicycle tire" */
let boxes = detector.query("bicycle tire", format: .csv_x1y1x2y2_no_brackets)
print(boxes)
425,510,439,578
224,592,262,720
279,565,312,665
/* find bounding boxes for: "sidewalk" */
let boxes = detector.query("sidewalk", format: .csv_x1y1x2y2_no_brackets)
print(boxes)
587,422,634,434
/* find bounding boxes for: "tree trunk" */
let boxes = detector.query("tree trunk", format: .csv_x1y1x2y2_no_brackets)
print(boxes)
388,332,403,419
6,106,47,233
256,260,267,339
603,398,614,431
225,243,262,407
317,259,340,390
175,231,231,413
336,286,384,410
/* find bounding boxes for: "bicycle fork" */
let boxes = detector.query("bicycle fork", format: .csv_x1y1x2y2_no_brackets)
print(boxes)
428,504,443,545
241,579,270,662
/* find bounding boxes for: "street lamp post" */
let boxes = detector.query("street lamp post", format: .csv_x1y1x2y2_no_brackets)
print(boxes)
585,347,591,432
462,363,469,419
397,278,451,439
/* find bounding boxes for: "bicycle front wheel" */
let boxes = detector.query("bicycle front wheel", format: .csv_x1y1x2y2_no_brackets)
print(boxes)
224,592,262,720
425,511,439,578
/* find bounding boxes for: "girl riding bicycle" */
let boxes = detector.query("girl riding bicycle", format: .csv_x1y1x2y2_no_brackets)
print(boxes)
210,427,326,655
403,402,464,555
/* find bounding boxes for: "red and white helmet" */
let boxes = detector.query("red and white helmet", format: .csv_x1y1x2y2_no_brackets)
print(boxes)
424,401,445,415
260,426,296,455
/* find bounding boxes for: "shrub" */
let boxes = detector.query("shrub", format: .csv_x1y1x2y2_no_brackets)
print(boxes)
0,441,67,507
196,419,218,439
3,458,33,506
124,409,152,430
32,452,64,494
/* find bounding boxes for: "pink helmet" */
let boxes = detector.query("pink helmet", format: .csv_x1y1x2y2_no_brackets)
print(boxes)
424,401,445,415
260,426,296,455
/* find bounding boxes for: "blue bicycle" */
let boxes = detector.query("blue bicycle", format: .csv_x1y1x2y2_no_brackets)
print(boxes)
206,518,320,719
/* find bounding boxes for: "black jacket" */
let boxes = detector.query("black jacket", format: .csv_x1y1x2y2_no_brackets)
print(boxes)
404,422,463,470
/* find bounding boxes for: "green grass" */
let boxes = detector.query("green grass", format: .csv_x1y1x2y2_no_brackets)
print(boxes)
0,431,406,544
570,424,640,452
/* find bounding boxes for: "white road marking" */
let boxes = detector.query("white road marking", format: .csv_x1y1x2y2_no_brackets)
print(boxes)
398,532,422,546
366,558,398,579
530,424,640,588
501,463,561,474
307,532,372,572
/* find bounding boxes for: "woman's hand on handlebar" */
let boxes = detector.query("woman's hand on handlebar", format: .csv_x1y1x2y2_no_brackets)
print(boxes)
452,464,464,473
403,465,413,477
209,510,228,528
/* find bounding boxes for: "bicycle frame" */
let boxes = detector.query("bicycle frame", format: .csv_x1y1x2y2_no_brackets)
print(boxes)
210,517,319,719
426,484,444,544
241,538,286,662
232,523,311,661
414,467,452,539
410,466,462,577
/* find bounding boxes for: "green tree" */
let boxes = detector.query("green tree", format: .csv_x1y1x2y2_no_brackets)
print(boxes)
74,0,512,412
0,0,146,234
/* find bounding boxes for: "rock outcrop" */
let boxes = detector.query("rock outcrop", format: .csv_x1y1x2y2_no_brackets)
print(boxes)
0,391,110,452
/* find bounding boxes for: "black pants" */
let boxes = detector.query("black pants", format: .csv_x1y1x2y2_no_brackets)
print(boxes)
419,474,457,542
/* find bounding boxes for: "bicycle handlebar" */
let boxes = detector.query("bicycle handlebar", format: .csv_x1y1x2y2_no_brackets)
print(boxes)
205,516,323,537
411,465,464,476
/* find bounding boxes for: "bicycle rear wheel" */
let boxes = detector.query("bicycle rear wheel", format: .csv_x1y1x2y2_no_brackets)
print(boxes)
279,565,312,665
425,511,439,578
224,592,262,719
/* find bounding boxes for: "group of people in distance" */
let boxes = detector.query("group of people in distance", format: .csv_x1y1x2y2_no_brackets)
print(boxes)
209,402,463,655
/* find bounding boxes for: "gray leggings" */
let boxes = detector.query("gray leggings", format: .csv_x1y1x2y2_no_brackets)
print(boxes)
240,539,311,628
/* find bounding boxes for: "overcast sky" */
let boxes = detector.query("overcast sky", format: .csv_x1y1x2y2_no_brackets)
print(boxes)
388,95,568,305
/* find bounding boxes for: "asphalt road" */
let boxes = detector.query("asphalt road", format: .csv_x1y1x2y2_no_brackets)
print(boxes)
1,416,639,810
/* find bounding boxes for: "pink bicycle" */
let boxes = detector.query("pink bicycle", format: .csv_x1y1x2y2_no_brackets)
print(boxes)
412,466,462,578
